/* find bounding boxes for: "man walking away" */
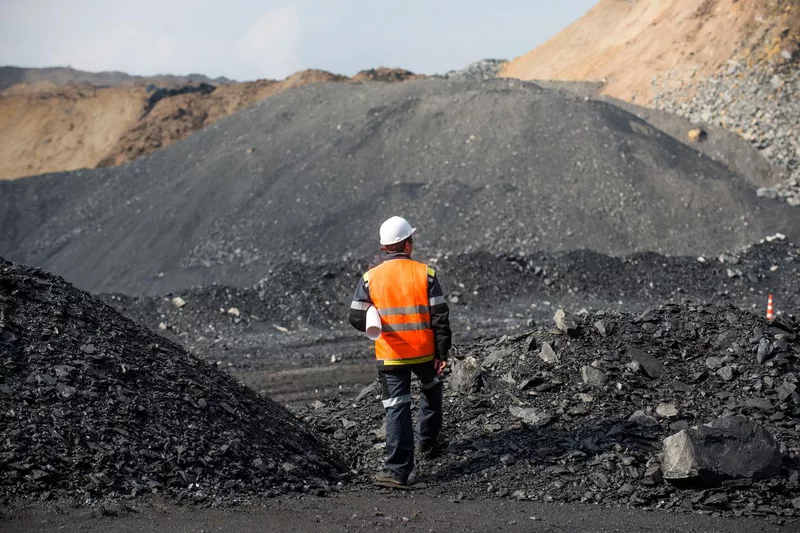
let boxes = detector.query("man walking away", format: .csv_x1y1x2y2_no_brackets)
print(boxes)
349,216,451,489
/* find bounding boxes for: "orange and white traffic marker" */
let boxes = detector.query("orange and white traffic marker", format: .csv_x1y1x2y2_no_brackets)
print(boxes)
766,294,774,321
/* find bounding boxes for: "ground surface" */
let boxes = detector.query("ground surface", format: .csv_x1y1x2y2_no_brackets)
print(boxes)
4,242,798,520
2,493,795,533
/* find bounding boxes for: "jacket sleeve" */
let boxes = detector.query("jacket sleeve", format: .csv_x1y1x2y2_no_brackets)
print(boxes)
348,273,372,332
427,267,452,360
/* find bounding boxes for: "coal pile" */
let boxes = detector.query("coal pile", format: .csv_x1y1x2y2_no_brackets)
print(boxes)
97,262,379,404
100,240,799,365
301,303,800,518
433,239,800,321
0,258,342,504
2,78,798,295
87,241,799,405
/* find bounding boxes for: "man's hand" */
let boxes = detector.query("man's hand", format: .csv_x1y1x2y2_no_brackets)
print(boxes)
433,358,447,375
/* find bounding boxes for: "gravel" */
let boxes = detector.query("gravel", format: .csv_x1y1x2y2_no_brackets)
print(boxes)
654,55,799,206
2,78,797,295
515,82,782,192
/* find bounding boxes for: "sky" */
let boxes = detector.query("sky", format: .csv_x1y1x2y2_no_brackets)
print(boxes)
0,0,597,81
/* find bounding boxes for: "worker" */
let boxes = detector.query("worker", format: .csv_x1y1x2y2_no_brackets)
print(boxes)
349,216,452,489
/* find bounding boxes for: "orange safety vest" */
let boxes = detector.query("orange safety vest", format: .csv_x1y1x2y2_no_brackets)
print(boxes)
366,259,436,366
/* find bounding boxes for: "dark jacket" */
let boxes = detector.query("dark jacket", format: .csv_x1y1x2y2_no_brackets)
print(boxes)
349,253,452,361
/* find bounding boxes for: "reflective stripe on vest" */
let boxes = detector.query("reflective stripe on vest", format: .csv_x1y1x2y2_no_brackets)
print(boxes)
367,259,435,365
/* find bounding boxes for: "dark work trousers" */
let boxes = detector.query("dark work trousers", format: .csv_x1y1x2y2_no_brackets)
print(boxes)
378,360,443,483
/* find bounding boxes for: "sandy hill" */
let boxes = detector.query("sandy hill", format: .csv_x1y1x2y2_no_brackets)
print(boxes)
501,0,799,105
0,67,421,180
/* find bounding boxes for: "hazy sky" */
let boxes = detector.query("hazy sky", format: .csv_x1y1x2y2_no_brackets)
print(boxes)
0,0,596,80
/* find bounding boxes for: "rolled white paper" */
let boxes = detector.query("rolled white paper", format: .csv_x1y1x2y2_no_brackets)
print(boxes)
366,305,382,341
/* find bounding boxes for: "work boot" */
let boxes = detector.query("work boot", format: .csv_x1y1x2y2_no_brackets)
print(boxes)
373,472,411,490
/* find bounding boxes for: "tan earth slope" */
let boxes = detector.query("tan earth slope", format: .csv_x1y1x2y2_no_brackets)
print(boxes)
0,68,420,180
501,0,799,104
0,83,146,179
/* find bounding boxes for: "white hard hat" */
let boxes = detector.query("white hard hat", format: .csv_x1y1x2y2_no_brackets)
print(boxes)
379,216,416,246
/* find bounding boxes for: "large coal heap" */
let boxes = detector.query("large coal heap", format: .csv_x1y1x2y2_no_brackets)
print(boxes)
86,241,798,407
100,240,797,345
302,302,800,517
102,240,800,353
1,78,797,295
0,258,341,503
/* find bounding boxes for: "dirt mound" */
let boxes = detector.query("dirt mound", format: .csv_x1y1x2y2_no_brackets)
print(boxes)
0,258,342,503
0,68,418,180
105,240,800,356
95,71,348,169
500,0,796,105
2,78,798,295
301,301,800,518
